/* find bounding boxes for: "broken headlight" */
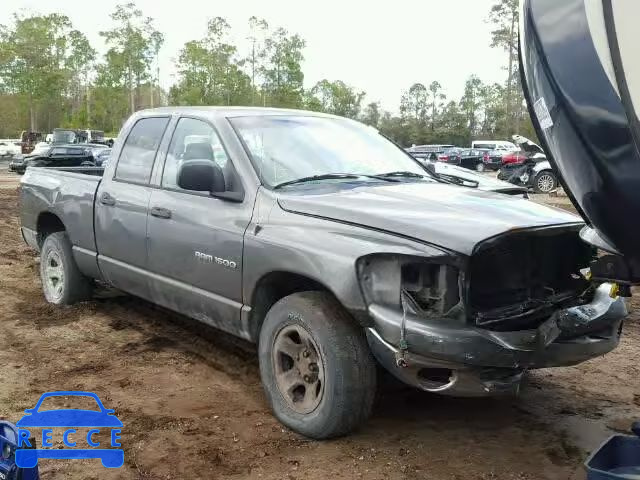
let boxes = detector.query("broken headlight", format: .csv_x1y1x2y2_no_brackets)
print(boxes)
357,255,463,318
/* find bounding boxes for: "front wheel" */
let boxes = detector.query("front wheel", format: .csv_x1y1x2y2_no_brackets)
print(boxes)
40,232,93,304
533,170,558,193
258,291,376,439
475,162,485,172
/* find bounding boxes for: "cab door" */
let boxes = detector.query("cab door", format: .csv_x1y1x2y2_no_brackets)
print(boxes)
145,116,252,336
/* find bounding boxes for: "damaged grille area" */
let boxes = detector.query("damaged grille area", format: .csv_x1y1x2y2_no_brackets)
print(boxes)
401,262,461,317
469,228,593,330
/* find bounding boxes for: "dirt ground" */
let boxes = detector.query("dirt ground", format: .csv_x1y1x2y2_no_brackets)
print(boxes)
0,165,638,480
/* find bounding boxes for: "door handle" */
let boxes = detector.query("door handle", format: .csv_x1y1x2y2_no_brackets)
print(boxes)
150,206,172,219
99,192,116,206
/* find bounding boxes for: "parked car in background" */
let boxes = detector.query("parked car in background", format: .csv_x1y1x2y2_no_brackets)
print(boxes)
405,144,455,161
94,148,111,167
498,158,558,193
471,140,518,151
86,143,109,158
19,131,43,155
480,150,509,171
501,151,528,165
52,128,78,144
11,144,96,174
52,128,109,146
435,147,463,164
497,136,556,193
448,149,492,171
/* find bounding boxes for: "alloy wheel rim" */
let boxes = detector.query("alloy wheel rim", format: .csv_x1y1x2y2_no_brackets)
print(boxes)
537,174,555,192
44,251,64,300
272,324,325,414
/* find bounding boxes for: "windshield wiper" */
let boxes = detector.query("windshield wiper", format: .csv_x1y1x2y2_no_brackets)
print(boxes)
433,172,480,188
421,163,479,188
273,173,362,190
273,173,405,189
375,171,425,179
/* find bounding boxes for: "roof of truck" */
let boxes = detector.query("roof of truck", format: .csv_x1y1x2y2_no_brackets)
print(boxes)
136,106,349,120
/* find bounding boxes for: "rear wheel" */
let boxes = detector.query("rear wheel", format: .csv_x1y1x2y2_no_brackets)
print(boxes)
475,162,485,172
533,170,558,193
259,291,376,439
40,232,92,304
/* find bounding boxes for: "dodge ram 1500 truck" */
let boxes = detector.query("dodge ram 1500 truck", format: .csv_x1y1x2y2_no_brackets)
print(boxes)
20,107,628,439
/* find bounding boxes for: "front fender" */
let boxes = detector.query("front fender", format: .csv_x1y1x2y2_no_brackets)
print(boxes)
242,203,451,323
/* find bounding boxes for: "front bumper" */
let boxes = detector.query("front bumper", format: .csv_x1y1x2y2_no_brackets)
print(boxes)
366,284,626,396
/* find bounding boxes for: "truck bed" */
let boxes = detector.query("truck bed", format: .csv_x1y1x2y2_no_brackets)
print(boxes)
20,166,103,256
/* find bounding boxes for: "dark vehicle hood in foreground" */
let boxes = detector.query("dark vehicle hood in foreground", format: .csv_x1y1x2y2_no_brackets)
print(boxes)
520,0,640,265
278,183,581,255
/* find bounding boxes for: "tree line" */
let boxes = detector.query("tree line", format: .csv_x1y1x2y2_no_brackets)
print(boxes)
0,0,534,146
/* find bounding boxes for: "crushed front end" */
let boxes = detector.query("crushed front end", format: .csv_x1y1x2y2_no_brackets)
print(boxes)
359,225,628,396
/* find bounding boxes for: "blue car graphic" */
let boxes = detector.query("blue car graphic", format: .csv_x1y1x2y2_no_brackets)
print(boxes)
15,391,123,468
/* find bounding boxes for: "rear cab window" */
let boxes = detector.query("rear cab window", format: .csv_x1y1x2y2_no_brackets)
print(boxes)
115,117,170,184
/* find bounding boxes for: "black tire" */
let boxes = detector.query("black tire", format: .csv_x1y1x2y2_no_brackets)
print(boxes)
40,232,92,305
258,291,376,439
475,162,485,172
533,170,558,193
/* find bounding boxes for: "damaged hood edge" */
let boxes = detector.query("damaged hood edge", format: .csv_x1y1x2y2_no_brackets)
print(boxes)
277,182,583,256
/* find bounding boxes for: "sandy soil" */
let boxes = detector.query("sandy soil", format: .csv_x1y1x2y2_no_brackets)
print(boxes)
0,167,638,480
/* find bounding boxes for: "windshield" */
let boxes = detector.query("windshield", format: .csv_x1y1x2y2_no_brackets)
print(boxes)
230,115,426,188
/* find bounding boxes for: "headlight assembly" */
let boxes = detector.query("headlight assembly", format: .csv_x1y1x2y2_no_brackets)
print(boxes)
357,255,463,319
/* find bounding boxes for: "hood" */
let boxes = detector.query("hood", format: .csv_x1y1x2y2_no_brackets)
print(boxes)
512,134,544,154
278,182,581,255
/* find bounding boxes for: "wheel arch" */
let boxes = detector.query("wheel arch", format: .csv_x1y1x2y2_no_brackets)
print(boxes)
247,270,352,343
36,211,66,248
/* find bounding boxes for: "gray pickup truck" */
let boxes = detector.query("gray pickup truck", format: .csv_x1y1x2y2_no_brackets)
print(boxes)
20,107,627,438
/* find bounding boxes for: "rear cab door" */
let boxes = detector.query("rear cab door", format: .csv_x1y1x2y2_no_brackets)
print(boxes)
95,114,172,300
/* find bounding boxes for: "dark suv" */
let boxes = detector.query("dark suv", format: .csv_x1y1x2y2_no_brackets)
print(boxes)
11,144,98,174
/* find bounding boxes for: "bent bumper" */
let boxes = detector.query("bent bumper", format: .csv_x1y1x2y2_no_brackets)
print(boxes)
366,284,626,396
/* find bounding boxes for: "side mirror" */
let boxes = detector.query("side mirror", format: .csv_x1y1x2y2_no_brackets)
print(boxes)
177,160,226,193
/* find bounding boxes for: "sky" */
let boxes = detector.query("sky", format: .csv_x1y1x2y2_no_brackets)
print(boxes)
0,0,508,112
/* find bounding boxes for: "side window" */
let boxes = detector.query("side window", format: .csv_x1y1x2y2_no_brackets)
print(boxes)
162,117,231,191
115,117,169,184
